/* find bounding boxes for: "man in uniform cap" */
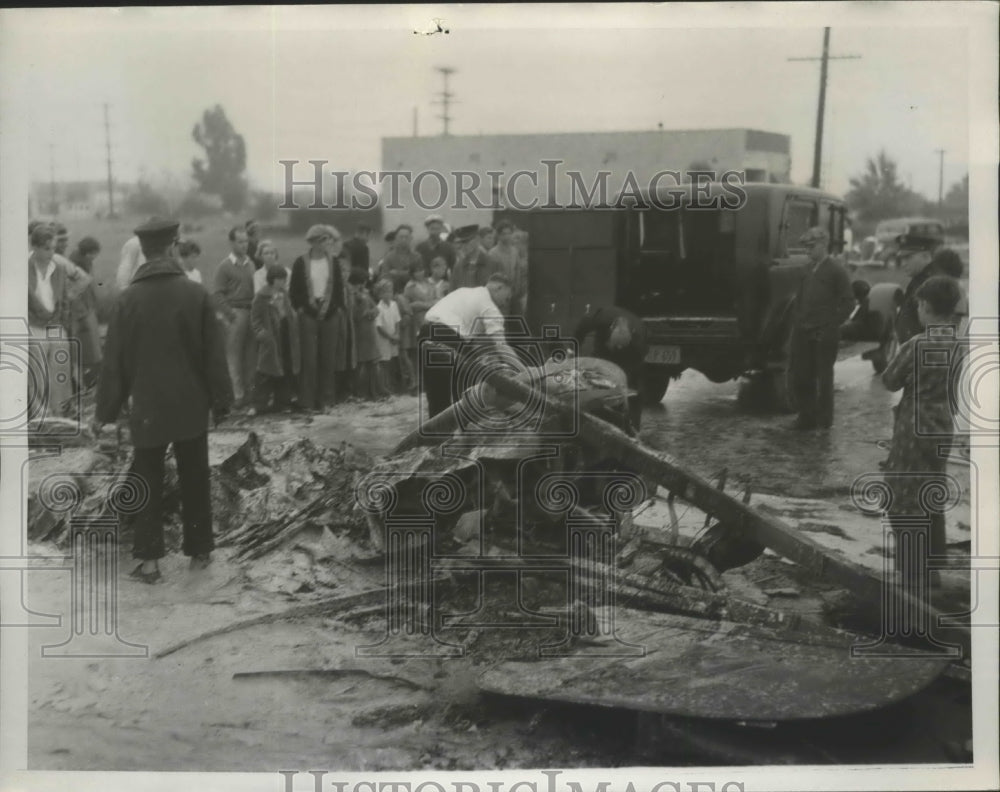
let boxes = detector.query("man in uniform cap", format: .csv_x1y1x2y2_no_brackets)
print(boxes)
93,217,233,583
416,213,456,272
789,225,854,430
449,224,503,290
895,246,966,344
116,216,166,290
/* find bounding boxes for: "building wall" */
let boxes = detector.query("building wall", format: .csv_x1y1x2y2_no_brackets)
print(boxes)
29,181,131,219
380,128,791,231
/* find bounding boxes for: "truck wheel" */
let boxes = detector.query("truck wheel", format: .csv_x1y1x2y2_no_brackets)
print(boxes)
767,366,797,414
641,368,671,406
766,325,798,414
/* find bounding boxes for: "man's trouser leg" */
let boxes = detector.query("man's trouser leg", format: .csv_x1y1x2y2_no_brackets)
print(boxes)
28,327,74,418
790,329,817,425
815,330,840,427
317,316,337,407
253,371,274,411
298,314,319,409
174,433,213,558
131,444,167,561
419,324,461,419
225,308,251,403
242,320,258,408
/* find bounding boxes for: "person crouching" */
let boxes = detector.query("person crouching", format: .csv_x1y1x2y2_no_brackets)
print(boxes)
250,265,300,415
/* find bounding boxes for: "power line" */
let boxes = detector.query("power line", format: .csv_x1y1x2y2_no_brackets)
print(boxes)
788,28,860,189
433,66,457,136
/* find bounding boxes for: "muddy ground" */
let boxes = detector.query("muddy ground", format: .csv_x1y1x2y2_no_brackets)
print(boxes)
24,357,974,770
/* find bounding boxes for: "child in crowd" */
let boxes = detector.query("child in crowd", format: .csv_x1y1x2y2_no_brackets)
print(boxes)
349,270,383,400
393,274,416,394
429,255,450,299
404,259,438,389
881,275,963,593
249,265,299,415
177,240,203,283
374,278,401,394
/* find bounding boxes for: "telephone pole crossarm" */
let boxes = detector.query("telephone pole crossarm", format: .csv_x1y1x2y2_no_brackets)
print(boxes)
788,28,861,189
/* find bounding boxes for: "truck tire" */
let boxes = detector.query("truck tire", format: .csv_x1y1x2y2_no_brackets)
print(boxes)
767,325,798,413
767,366,797,413
641,368,671,406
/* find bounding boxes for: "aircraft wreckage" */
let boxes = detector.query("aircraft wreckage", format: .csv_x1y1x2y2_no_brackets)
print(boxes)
30,356,968,751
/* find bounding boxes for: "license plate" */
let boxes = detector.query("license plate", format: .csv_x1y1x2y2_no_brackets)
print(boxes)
645,345,681,364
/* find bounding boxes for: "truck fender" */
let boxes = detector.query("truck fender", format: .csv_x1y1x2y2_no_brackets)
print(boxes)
757,262,804,354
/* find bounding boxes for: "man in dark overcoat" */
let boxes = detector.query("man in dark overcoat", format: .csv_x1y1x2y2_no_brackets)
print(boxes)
93,218,233,582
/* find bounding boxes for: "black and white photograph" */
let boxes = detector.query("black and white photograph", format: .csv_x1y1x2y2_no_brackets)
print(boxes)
0,5,997,791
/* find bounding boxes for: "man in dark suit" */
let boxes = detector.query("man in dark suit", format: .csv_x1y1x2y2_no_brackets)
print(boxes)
93,218,233,583
789,226,855,430
342,223,372,277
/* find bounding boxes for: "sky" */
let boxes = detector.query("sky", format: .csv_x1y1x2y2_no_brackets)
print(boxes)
0,5,980,201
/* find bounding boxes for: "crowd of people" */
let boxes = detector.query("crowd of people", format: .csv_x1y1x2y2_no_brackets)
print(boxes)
26,212,529,422
205,214,529,413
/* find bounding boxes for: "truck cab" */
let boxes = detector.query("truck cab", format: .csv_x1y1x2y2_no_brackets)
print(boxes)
497,181,848,410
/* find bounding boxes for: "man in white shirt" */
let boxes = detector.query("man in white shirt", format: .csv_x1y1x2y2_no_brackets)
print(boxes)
419,272,513,417
116,234,147,290
27,225,75,417
213,226,257,406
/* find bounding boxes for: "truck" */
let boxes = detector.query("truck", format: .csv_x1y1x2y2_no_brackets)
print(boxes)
496,181,850,411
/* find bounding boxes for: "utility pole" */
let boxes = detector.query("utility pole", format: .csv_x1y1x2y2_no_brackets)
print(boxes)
413,106,419,138
433,66,456,136
789,28,860,189
935,148,945,213
49,144,57,216
104,103,116,217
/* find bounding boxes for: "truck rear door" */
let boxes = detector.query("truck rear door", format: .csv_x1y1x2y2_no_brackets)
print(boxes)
498,209,619,340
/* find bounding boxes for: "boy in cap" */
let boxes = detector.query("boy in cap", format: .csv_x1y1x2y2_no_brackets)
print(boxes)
93,217,233,582
789,225,855,430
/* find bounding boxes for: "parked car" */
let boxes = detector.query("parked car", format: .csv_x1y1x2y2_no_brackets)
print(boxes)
873,217,945,266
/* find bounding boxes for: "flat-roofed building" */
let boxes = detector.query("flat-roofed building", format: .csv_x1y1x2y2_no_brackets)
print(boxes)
380,128,791,231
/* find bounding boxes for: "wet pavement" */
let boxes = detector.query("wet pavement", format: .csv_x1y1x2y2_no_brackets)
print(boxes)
640,356,914,501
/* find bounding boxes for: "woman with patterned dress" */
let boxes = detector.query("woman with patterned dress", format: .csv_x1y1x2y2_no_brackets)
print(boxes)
881,275,963,587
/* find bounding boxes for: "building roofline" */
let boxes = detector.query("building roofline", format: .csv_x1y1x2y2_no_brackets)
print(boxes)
382,127,789,144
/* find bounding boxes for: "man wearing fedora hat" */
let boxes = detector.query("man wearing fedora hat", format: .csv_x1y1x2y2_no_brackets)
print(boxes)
416,214,456,271
93,218,233,582
789,225,854,430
